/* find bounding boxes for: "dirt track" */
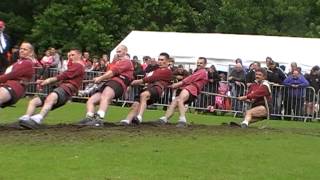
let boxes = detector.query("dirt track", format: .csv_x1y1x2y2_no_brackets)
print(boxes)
0,122,319,141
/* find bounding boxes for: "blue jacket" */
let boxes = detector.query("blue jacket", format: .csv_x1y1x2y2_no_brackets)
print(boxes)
283,75,309,97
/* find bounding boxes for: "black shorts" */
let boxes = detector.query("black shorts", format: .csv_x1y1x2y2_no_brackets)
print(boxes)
99,80,124,99
39,87,71,110
176,89,197,105
0,85,19,108
134,87,160,105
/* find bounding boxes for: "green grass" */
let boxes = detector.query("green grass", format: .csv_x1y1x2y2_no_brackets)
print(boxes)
0,98,320,180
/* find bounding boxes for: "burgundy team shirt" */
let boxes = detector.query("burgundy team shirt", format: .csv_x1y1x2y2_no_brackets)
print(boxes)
143,67,173,95
56,62,85,96
181,68,208,96
0,58,35,98
109,59,134,91
246,80,272,107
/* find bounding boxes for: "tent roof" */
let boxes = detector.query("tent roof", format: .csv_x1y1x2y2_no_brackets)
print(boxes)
111,31,320,72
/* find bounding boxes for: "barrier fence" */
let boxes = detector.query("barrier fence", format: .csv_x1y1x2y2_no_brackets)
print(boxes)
25,68,320,121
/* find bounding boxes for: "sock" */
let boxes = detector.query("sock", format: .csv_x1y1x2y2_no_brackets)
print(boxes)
19,115,30,121
120,119,130,124
179,116,187,123
159,116,168,122
86,112,94,117
136,115,142,122
31,114,43,124
241,119,249,125
97,110,105,118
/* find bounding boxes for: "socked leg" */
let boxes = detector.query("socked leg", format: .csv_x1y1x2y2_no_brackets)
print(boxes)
177,89,190,119
39,92,58,118
98,87,115,114
137,91,151,118
25,97,43,116
86,92,101,114
126,102,140,121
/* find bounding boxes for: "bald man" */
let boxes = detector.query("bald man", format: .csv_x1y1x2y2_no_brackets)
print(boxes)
78,45,134,126
0,42,35,109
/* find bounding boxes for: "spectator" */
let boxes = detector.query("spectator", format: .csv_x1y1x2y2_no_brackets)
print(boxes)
267,60,287,119
132,56,144,79
77,45,134,126
9,45,19,65
267,61,287,84
141,56,151,71
229,63,246,84
228,63,246,112
205,65,220,111
0,42,35,109
49,47,60,68
90,56,101,71
101,53,109,62
154,57,208,128
235,58,243,65
40,49,54,68
265,57,273,68
0,20,11,74
119,52,172,125
168,57,176,71
173,64,189,82
288,62,298,76
304,65,320,117
83,51,92,70
18,48,85,129
283,69,309,120
237,68,272,128
144,57,158,73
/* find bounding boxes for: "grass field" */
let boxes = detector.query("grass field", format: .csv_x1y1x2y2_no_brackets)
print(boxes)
0,98,320,180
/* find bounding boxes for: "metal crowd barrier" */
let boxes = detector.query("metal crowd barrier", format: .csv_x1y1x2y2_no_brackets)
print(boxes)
25,68,320,121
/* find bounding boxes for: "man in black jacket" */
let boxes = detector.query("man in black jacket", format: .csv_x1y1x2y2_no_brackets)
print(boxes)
267,60,287,119
0,20,11,74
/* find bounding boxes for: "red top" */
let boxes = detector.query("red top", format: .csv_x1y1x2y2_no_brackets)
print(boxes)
109,59,134,91
143,67,173,95
246,80,272,107
0,58,35,98
181,68,208,96
56,62,85,96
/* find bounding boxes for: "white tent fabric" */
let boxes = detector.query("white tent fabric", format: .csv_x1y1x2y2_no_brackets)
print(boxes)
111,31,320,72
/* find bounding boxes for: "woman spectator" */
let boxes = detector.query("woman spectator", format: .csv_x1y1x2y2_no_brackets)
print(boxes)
40,49,54,68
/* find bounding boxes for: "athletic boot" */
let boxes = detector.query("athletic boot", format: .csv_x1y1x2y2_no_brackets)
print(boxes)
131,116,141,125
176,121,187,128
77,116,96,125
152,118,167,125
19,119,41,130
81,113,104,127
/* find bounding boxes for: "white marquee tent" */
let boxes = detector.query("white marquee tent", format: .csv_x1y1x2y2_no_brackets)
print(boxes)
111,31,320,72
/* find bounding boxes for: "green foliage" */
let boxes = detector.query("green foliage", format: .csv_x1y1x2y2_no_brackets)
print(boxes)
2,0,320,54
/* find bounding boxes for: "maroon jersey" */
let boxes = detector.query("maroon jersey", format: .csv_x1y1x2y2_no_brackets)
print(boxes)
181,68,208,96
0,58,34,98
56,62,85,96
110,59,134,91
143,67,172,95
246,80,272,107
